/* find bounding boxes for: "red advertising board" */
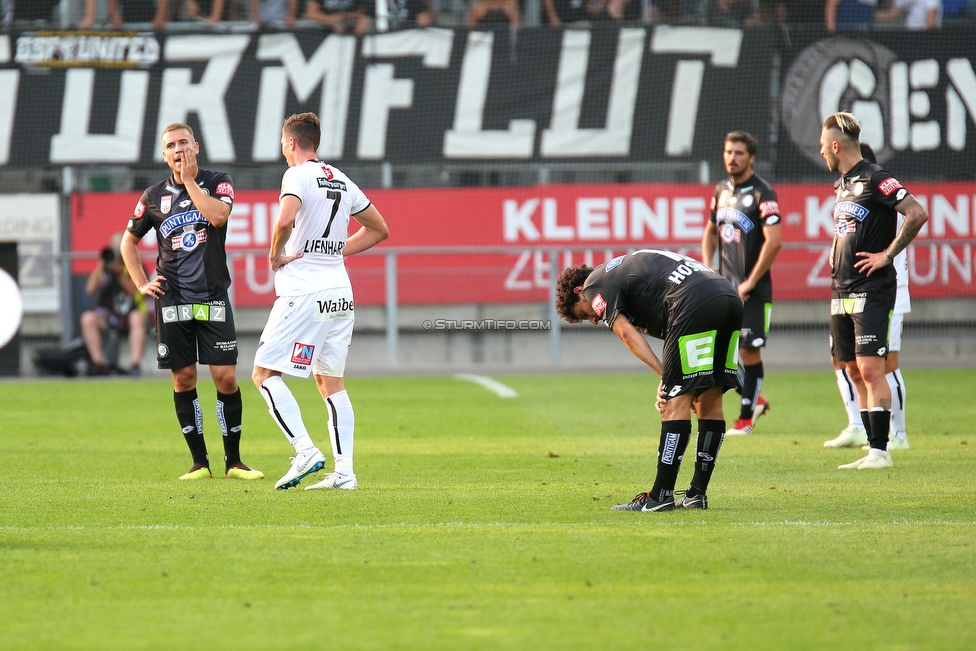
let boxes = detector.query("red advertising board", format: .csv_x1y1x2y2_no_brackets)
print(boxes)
71,183,976,307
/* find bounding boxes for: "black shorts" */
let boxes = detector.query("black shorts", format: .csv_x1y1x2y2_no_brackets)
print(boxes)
829,286,895,361
660,293,743,399
740,297,771,349
155,291,238,369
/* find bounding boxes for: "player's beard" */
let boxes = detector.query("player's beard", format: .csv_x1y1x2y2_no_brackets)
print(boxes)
823,151,839,172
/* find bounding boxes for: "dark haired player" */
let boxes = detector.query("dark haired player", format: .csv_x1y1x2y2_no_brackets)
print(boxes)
120,123,263,481
819,112,928,470
702,131,782,436
556,250,742,511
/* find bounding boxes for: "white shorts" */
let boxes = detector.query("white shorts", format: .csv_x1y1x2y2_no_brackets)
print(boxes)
254,286,355,378
894,282,911,315
888,312,904,352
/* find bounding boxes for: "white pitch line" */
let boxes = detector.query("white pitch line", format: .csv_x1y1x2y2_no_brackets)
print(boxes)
454,374,518,398
4,520,975,533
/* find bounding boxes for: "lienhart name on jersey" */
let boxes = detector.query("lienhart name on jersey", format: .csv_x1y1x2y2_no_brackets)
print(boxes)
303,240,345,255
833,201,870,222
715,207,755,232
160,210,208,238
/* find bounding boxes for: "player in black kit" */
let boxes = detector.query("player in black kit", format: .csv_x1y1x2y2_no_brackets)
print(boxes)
819,112,928,470
702,131,782,436
120,123,264,481
556,250,743,511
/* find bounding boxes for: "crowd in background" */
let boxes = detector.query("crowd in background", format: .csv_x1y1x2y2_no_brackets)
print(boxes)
3,0,975,31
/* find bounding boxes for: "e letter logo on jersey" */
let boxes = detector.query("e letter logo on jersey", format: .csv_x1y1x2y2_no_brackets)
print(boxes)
591,294,607,317
878,178,904,196
291,342,314,366
160,195,171,214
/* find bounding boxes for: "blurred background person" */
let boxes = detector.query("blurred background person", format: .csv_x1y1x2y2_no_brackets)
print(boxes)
81,233,148,377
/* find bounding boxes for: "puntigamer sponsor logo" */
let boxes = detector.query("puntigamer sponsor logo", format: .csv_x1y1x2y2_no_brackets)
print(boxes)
15,32,160,68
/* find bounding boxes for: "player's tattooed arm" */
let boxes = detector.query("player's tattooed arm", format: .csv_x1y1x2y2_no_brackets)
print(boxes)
888,195,929,260
855,194,929,277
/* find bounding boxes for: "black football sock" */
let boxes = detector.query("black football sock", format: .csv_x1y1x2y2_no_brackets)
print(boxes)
174,389,208,467
651,420,692,502
868,409,891,451
738,362,764,420
689,419,725,497
860,409,872,440
217,388,243,469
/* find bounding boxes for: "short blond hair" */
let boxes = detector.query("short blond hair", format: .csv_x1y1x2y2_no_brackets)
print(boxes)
161,122,195,142
822,112,860,144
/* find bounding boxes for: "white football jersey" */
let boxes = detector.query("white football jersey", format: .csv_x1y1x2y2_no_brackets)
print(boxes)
274,161,371,296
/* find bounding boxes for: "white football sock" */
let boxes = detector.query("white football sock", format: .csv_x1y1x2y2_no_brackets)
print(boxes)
835,368,863,428
325,390,355,474
887,368,907,438
258,376,316,454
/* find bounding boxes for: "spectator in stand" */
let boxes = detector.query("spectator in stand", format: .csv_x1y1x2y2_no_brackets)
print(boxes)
825,0,877,32
386,0,434,26
7,0,59,23
468,0,520,26
80,0,170,29
305,0,371,35
774,0,825,23
188,0,248,22
81,233,148,377
250,0,298,25
876,0,942,29
543,0,606,24
708,0,759,25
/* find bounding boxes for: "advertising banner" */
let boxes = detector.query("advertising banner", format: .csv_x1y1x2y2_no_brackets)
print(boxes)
778,26,976,180
72,182,976,307
0,194,60,312
0,25,771,167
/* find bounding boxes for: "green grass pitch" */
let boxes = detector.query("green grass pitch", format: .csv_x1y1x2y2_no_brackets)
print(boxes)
1,369,974,650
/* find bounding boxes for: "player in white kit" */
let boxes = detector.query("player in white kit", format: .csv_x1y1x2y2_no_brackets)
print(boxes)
252,112,390,490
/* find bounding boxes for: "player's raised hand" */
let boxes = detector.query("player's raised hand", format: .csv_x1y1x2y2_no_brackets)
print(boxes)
180,146,199,183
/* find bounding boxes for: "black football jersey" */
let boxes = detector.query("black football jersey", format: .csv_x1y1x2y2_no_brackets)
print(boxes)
709,173,780,302
127,171,235,302
831,160,907,292
581,249,738,339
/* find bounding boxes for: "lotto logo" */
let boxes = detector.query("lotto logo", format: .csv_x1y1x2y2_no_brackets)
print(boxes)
291,342,314,365
591,294,607,317
216,182,234,199
878,177,903,196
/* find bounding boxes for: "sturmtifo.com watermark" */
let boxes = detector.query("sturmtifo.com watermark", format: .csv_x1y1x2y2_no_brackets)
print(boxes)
422,319,551,331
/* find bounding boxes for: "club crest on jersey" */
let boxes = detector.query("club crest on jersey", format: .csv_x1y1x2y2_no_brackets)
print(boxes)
172,228,207,251
852,182,864,196
591,294,607,317
160,195,171,214
834,219,856,236
216,182,234,199
291,342,314,366
741,194,754,207
720,222,741,243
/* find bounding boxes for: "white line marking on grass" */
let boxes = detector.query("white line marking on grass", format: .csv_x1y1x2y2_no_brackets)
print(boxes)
454,374,518,398
4,520,976,532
